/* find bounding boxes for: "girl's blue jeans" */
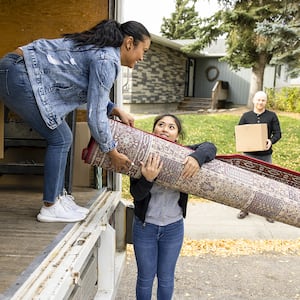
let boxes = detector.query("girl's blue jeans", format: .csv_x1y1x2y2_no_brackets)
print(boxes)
133,216,184,300
0,53,72,203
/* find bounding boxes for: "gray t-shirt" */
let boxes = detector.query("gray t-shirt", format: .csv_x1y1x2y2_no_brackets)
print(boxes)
145,183,182,226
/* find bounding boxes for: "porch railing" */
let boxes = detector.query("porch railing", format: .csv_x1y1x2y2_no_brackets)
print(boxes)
211,80,229,110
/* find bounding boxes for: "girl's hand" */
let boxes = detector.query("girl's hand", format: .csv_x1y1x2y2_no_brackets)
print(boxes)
112,107,134,127
181,156,200,179
108,149,133,173
140,153,163,182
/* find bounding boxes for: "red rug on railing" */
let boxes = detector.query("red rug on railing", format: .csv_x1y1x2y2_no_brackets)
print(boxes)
217,154,300,189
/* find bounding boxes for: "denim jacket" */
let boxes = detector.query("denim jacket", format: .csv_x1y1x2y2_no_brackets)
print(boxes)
22,38,120,152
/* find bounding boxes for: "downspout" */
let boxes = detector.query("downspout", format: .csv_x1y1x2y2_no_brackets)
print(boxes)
273,65,277,89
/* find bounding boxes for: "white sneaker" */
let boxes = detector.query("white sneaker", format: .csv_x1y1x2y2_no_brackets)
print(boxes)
60,191,89,215
37,198,86,223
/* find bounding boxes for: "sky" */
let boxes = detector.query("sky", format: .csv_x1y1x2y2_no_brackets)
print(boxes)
122,0,221,35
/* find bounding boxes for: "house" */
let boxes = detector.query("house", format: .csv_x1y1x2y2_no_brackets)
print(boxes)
122,34,188,113
122,35,293,113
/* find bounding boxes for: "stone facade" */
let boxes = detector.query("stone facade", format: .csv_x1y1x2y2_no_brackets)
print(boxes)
122,42,187,113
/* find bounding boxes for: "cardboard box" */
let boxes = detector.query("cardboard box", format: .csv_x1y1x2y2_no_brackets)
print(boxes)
235,123,268,152
73,122,93,187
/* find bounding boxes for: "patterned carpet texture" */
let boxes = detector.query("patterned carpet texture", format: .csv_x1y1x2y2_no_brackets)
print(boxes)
82,120,300,228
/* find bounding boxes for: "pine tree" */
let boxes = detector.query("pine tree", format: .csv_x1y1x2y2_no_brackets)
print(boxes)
160,0,200,40
184,0,300,106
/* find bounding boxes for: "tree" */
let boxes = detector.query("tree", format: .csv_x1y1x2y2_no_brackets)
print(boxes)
160,0,200,40
184,0,300,107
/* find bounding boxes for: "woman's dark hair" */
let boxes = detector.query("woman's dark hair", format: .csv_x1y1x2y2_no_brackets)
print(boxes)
152,114,185,142
63,19,150,48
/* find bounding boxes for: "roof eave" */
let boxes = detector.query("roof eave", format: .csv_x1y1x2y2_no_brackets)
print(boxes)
150,34,225,58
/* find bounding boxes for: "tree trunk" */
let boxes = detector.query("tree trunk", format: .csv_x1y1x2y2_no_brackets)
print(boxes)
247,53,268,108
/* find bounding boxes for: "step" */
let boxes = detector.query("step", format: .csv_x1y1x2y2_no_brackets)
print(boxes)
177,97,212,111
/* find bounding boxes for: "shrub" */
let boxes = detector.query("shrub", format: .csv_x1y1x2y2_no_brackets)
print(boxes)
266,87,300,113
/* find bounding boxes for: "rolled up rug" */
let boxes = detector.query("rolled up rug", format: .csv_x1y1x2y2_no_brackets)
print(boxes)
82,119,300,228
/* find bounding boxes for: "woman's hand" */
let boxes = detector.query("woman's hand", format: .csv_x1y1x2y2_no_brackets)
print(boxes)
112,107,134,127
140,153,163,182
181,156,200,179
108,149,133,173
266,139,272,150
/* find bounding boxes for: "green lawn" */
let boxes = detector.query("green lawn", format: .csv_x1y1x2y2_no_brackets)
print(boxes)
122,112,300,199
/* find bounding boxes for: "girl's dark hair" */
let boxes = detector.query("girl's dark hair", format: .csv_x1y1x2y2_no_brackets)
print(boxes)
152,114,185,141
63,19,150,48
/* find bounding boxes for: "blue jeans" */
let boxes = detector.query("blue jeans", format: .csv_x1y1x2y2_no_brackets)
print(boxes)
0,53,72,203
133,217,184,300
